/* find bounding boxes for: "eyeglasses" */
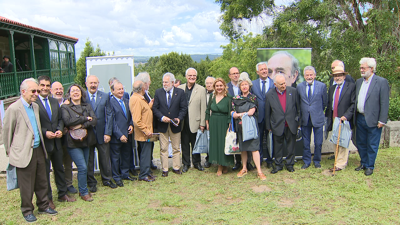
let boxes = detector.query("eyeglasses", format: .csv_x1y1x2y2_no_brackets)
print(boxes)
31,89,41,94
359,67,371,70
70,89,81,93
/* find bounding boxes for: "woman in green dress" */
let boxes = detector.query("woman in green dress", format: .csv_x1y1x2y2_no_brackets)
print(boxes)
206,78,234,176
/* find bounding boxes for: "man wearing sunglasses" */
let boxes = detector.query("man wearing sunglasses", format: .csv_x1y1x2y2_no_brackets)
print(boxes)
3,78,58,222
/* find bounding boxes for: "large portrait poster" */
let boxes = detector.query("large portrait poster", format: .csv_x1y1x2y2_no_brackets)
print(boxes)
257,48,312,87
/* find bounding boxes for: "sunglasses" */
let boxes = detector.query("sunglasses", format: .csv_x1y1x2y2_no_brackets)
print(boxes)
31,89,41,94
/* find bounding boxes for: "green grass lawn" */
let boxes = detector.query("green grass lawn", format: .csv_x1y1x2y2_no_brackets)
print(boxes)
1,147,400,224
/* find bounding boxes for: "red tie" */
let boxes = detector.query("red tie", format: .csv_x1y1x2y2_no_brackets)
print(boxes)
333,85,341,118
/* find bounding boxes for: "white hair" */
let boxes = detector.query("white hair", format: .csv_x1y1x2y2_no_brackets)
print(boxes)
163,72,176,82
205,76,215,85
360,57,377,72
185,67,197,76
136,72,151,84
20,78,38,93
273,74,285,83
303,66,316,75
256,62,267,71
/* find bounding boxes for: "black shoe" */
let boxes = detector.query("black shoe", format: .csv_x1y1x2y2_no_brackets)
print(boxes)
139,177,154,182
129,169,138,176
301,164,310,169
314,163,321,168
123,176,137,181
232,162,241,171
194,163,204,171
355,165,366,171
271,166,283,174
38,207,58,215
286,166,295,172
266,162,273,169
247,162,255,171
67,185,78,194
182,164,189,173
24,214,37,222
116,180,124,187
365,168,373,176
150,163,157,170
88,185,97,193
162,171,168,177
328,155,335,160
103,181,117,189
204,161,211,168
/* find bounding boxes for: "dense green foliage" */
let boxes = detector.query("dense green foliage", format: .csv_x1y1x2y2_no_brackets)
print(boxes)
75,39,106,87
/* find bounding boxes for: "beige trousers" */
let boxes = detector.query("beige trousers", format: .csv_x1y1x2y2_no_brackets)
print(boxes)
160,126,181,172
333,144,349,169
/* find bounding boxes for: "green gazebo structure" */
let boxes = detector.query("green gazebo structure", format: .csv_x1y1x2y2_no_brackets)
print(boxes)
0,16,78,99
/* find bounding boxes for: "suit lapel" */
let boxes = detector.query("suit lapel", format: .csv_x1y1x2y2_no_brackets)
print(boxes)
365,75,377,101
271,89,284,114
285,89,291,112
189,84,197,104
170,88,178,106
254,79,261,98
338,82,348,104
18,101,35,134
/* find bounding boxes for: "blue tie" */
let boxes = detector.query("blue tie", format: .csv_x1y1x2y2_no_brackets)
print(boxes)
119,99,127,117
91,94,95,109
167,91,171,108
262,80,266,95
308,83,312,101
44,98,52,119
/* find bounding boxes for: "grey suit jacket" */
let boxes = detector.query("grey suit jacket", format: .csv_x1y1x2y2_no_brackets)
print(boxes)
3,99,47,168
296,81,327,127
36,96,64,153
178,83,207,133
265,87,301,136
355,74,390,127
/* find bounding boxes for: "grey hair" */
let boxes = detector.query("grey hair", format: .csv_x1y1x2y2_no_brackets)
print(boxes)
20,78,38,93
273,74,285,83
332,60,345,70
136,72,151,84
205,76,215,85
238,72,253,88
110,81,122,91
303,66,316,75
185,67,197,76
360,57,377,72
163,72,176,82
86,75,99,82
256,62,267,71
132,81,144,93
271,51,300,78
108,77,119,86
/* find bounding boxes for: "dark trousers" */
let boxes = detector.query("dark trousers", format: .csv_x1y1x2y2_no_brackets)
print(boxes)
138,141,151,179
302,117,323,165
87,142,113,187
137,141,154,167
181,121,200,166
110,142,131,181
45,146,67,200
273,126,296,167
62,145,73,187
356,114,382,169
259,119,272,164
16,145,49,216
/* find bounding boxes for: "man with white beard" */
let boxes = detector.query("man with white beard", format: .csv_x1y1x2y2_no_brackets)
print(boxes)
296,66,327,169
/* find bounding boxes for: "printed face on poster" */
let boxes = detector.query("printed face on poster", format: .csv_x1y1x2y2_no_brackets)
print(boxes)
257,48,312,87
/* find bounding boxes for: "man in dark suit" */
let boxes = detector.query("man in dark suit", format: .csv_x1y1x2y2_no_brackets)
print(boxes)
329,60,355,87
109,81,136,186
3,78,57,222
325,66,356,171
85,75,117,191
355,57,390,176
252,62,275,168
108,77,130,99
36,76,76,209
227,67,242,170
296,66,327,169
204,76,215,168
265,74,301,174
153,72,188,177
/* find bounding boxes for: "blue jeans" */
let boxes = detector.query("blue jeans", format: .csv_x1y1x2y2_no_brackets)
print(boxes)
68,147,90,195
356,114,382,169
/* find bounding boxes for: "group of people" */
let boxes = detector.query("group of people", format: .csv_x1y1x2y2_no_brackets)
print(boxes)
2,50,390,223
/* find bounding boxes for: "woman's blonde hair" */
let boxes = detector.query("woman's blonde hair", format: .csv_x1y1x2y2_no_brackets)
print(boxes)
212,78,228,98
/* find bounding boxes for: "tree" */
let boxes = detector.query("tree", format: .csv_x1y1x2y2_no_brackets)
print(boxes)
75,38,106,87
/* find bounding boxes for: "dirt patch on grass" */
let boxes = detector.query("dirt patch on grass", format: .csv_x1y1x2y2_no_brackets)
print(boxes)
366,179,373,189
322,169,333,176
251,185,272,193
278,198,294,207
161,206,181,214
283,178,296,184
148,200,162,208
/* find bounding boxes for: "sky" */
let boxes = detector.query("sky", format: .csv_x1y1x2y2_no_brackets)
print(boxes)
3,0,293,57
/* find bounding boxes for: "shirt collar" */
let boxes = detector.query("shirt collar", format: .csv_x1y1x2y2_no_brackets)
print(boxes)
276,88,285,95
88,90,98,98
21,97,32,108
363,73,374,83
38,95,48,101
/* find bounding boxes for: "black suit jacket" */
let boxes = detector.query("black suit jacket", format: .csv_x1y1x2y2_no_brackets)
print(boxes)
109,97,133,143
265,87,300,136
153,88,188,133
325,81,356,131
36,96,64,153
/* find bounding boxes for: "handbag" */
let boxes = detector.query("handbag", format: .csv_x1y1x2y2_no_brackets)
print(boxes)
6,164,18,191
241,113,258,141
193,129,209,154
68,106,88,141
225,112,240,155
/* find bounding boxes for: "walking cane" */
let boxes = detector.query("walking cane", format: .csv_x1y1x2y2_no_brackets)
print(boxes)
333,120,343,176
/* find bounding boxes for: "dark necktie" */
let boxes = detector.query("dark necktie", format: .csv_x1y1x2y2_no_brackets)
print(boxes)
308,83,312,101
119,99,127,117
167,91,172,108
91,94,95,109
262,80,266,95
333,85,341,118
44,98,52,119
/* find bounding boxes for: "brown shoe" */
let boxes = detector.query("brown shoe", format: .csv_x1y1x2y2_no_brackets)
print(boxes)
58,194,76,202
80,194,93,202
172,169,182,175
162,171,168,177
48,200,56,209
329,167,342,172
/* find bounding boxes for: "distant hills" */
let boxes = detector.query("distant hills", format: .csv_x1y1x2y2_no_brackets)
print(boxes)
134,54,221,64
